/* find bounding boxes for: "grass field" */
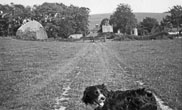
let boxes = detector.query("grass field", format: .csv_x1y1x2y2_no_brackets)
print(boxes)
0,37,181,110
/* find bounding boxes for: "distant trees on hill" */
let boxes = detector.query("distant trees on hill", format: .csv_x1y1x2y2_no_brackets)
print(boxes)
98,4,182,36
0,2,90,38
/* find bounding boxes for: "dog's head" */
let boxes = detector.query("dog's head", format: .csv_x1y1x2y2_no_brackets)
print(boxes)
82,84,109,109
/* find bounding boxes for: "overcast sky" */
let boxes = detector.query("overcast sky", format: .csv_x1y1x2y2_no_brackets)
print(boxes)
1,0,182,14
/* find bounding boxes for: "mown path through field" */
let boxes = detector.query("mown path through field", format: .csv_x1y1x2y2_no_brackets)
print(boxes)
52,42,142,110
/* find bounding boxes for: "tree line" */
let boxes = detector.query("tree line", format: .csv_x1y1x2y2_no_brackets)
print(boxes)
0,2,90,38
0,3,181,39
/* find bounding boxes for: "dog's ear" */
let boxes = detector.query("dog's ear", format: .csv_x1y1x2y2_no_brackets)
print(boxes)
82,88,88,104
82,87,92,105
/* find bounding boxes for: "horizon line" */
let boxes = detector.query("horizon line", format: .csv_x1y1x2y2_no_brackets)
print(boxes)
90,11,169,15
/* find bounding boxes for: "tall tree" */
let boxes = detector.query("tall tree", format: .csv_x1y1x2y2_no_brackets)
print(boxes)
0,3,26,36
110,4,137,34
160,15,173,31
140,17,159,34
168,5,182,31
0,4,12,36
160,5,182,33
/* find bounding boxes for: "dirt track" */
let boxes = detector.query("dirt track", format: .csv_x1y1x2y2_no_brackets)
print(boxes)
51,42,137,110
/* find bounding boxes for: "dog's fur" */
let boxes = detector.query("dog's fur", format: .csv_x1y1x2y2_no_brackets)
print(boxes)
82,84,157,110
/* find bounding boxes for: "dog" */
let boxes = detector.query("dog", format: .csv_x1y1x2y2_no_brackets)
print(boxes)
82,84,157,110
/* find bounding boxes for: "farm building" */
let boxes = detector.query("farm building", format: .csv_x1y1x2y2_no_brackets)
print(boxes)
16,20,48,40
69,34,83,39
168,28,182,35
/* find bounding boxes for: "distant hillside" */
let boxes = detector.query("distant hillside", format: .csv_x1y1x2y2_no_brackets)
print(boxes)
89,12,170,30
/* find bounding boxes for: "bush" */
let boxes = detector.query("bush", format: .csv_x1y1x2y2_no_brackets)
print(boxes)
112,34,141,41
97,31,174,41
148,31,169,40
97,32,115,39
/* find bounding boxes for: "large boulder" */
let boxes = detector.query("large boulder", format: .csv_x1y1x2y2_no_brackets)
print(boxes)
16,20,48,40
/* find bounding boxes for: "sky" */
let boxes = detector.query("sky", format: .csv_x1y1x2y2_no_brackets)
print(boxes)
1,0,182,14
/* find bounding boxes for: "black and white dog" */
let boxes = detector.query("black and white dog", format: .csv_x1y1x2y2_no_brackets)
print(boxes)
82,84,157,110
